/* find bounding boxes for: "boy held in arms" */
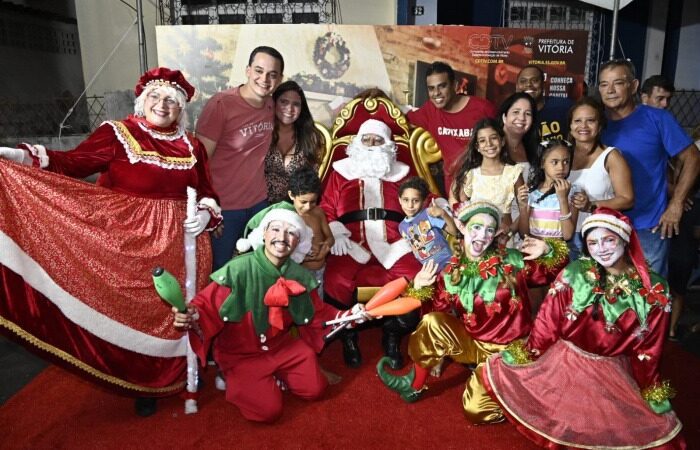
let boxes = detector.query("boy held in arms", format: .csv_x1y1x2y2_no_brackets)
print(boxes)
398,177,457,272
288,167,335,292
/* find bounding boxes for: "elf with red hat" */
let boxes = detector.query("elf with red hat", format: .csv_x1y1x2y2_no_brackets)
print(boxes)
0,67,221,416
377,200,569,424
484,207,685,449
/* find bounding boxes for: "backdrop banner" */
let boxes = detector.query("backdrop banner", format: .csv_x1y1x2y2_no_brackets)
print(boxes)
156,24,588,127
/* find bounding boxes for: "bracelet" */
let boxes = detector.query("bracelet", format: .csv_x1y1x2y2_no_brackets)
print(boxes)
558,212,572,221
589,202,597,213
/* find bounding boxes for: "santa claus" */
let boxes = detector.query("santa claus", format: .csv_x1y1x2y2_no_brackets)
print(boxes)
321,119,422,369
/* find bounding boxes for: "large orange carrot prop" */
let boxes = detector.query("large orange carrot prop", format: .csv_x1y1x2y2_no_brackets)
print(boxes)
323,278,428,341
367,297,421,317
365,277,409,310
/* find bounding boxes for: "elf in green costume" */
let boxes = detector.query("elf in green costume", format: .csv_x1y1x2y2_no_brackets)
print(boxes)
377,200,568,424
173,208,368,422
484,207,684,449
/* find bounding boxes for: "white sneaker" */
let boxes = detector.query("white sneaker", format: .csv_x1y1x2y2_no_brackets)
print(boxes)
215,374,226,391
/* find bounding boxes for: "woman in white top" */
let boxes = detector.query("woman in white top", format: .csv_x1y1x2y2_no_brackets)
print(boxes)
568,96,634,257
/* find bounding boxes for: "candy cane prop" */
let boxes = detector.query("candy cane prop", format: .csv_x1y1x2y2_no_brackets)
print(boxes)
182,187,199,414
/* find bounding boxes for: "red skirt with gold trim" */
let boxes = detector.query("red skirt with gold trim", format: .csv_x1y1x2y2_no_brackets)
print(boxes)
0,160,211,395
485,339,684,449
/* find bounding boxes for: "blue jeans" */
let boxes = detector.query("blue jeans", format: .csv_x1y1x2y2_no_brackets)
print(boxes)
211,199,269,271
567,234,583,261
636,228,670,277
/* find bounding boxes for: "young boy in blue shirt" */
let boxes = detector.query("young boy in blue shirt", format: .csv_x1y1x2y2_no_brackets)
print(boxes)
398,177,457,271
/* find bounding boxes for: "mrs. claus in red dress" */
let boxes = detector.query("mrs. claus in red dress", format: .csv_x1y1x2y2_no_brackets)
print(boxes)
0,68,221,405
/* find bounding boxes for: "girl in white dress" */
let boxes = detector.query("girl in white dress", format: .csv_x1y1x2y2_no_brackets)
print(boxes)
451,118,525,238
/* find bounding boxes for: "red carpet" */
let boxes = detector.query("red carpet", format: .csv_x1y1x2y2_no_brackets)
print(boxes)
1,327,698,449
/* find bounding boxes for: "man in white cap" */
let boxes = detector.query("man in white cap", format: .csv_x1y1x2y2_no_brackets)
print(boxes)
320,118,422,369
173,207,367,422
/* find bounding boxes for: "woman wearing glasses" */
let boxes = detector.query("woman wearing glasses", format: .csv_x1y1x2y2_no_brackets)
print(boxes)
0,68,221,416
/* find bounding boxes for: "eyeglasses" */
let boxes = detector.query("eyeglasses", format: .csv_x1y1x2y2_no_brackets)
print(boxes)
146,92,180,109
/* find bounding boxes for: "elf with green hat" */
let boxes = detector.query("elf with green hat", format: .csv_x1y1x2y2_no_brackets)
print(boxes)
377,199,568,424
173,207,370,422
235,201,312,264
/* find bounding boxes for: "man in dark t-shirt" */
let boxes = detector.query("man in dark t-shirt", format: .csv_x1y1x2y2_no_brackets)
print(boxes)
516,65,573,140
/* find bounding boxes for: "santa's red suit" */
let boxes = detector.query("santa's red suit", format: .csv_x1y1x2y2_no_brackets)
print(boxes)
320,143,421,307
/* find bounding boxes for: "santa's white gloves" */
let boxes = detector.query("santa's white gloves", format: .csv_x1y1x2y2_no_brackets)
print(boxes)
433,197,453,217
183,210,211,236
331,234,352,255
0,147,31,165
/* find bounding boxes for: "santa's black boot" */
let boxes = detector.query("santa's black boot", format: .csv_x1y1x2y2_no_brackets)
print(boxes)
382,309,420,370
341,328,362,368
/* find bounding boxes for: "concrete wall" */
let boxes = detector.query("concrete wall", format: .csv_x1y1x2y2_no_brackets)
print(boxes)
674,0,700,89
641,0,669,80
0,1,83,101
5,0,76,17
74,0,158,97
0,1,87,138
338,0,397,25
414,0,438,26
74,1,396,97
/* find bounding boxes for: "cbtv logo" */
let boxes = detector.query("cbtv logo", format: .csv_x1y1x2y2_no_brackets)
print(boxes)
468,34,514,50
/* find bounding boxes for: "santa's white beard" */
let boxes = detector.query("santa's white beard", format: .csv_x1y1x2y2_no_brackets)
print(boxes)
345,140,397,179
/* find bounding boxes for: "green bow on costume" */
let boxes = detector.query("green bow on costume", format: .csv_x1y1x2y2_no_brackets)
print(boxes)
564,258,669,327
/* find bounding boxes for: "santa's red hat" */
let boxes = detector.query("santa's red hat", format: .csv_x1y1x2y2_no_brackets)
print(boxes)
134,67,195,102
581,207,651,290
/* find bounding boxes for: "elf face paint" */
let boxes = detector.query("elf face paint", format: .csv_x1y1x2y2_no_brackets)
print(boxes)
585,227,626,268
463,213,497,259
264,220,300,266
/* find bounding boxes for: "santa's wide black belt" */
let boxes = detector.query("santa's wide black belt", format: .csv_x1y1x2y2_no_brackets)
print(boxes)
338,208,404,224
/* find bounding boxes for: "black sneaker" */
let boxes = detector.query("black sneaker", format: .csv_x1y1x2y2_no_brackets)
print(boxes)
134,397,157,417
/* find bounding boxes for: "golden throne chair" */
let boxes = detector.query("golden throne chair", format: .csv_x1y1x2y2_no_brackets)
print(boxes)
315,95,443,301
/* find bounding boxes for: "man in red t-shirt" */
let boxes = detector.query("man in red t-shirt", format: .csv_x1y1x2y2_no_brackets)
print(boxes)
407,62,497,195
197,46,284,270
